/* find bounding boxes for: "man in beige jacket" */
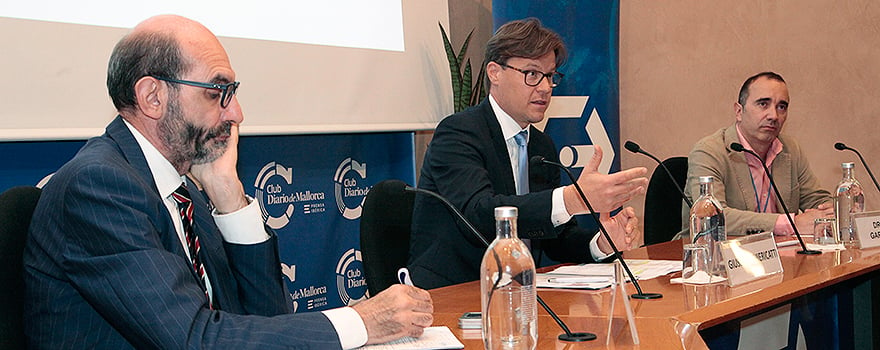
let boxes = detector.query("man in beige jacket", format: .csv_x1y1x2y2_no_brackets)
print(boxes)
679,72,832,238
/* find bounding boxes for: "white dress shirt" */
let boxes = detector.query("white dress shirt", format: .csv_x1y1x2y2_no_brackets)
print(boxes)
489,96,610,260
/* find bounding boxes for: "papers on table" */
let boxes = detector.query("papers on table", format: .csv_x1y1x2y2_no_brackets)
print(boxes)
356,326,463,349
537,259,681,289
670,271,728,284
805,243,846,251
537,273,612,289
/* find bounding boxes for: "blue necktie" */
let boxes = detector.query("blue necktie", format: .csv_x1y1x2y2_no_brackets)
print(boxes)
514,130,529,195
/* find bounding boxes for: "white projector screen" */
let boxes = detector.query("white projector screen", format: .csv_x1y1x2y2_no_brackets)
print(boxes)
0,1,452,140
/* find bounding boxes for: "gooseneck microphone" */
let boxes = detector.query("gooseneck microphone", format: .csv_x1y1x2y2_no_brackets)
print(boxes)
834,142,880,193
530,156,663,300
729,143,820,255
624,140,692,208
399,181,597,342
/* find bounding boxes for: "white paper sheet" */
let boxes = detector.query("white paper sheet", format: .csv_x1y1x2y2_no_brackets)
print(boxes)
356,326,464,350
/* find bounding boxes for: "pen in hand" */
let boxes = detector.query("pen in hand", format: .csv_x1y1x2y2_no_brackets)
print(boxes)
397,267,413,286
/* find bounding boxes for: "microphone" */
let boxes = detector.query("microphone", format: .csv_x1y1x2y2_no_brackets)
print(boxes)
834,142,880,193
624,140,692,208
729,143,820,255
530,156,663,300
401,181,597,342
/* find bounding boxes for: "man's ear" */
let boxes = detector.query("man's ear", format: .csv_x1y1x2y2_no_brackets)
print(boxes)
734,102,743,123
134,76,164,120
486,61,502,85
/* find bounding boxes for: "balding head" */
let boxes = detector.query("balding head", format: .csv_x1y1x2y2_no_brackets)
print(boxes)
106,15,226,113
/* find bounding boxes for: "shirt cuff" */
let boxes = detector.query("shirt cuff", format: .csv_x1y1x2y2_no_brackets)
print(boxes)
551,187,573,226
588,233,613,260
773,214,795,236
322,307,368,349
212,196,270,244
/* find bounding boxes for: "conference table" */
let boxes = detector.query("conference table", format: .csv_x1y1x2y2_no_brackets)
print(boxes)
428,238,880,349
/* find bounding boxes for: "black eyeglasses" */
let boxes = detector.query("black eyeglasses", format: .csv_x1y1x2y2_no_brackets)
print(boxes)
498,63,563,88
151,76,240,108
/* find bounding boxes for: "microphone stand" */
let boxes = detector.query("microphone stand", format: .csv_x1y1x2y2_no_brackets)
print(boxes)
533,157,663,299
729,143,820,255
624,140,692,207
404,184,597,342
835,142,880,193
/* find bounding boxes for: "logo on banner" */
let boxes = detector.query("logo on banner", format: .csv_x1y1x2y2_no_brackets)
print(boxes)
285,260,328,312
280,263,299,312
333,158,371,220
539,96,615,174
254,161,326,229
289,283,329,311
335,248,368,305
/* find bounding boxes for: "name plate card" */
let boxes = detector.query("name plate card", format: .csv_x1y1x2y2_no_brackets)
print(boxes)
853,210,880,249
719,232,783,286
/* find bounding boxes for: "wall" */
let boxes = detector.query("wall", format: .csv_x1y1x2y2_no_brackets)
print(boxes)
620,1,880,233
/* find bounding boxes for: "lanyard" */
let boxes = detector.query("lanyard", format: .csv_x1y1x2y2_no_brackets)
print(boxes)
747,168,773,213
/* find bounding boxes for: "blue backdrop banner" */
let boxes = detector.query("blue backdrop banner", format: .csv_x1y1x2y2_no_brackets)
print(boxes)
0,132,416,313
493,1,621,176
493,1,620,234
0,140,86,191
237,133,416,312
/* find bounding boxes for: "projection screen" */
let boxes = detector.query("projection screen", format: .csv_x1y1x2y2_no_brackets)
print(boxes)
0,1,452,140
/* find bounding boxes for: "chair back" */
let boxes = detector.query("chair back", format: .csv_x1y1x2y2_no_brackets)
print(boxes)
359,180,415,296
0,186,41,349
643,157,688,245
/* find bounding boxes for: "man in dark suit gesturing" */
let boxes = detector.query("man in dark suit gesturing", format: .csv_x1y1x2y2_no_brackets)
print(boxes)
24,15,432,349
409,18,648,289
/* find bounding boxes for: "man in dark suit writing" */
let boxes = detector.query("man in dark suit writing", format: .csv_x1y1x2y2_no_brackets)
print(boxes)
409,18,648,289
23,15,432,349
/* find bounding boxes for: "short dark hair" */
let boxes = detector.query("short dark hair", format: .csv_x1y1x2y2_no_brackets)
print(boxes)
106,31,188,112
484,18,567,74
738,72,785,106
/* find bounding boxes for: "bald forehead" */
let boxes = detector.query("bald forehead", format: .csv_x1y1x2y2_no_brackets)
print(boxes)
134,16,217,49
134,15,209,36
132,15,233,80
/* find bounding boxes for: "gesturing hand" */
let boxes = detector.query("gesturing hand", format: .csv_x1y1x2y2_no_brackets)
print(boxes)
565,145,648,214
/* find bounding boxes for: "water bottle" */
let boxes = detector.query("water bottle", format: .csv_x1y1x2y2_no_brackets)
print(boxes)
480,206,537,350
834,162,865,246
689,176,726,278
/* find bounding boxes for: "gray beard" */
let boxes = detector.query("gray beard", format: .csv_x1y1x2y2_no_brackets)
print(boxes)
159,97,231,168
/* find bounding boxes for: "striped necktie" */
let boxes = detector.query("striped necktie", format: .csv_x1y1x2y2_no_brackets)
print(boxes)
170,184,213,309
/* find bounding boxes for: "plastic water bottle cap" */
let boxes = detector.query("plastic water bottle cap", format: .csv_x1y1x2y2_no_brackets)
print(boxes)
495,206,518,219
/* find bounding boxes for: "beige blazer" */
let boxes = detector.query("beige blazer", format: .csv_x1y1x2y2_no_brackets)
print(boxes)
678,124,831,237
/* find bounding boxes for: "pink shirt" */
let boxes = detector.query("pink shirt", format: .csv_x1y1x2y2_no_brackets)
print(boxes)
735,125,794,235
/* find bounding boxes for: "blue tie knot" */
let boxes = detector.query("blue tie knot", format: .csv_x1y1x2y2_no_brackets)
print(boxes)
514,130,528,147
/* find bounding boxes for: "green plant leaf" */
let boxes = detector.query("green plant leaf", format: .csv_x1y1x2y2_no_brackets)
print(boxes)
470,64,487,106
439,22,464,111
457,29,474,68
460,60,474,112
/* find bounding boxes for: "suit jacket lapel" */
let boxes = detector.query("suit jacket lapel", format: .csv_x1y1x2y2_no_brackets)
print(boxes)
187,180,237,310
771,150,793,213
478,101,517,195
105,117,188,257
724,126,758,212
